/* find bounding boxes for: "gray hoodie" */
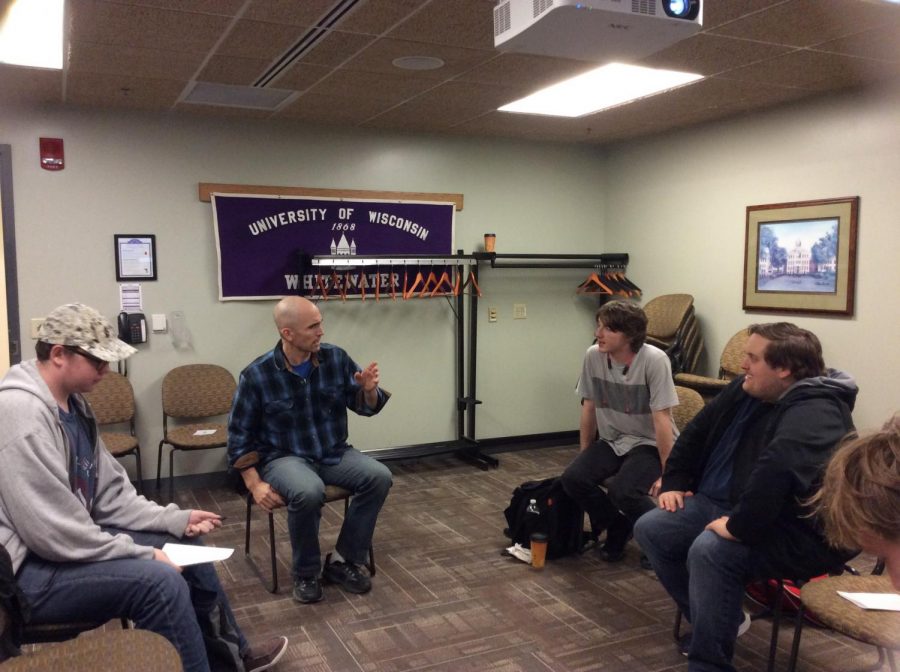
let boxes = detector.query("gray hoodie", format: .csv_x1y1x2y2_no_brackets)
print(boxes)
0,360,189,572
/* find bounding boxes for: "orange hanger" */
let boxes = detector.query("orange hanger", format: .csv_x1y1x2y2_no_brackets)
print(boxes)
462,271,482,297
403,268,423,300
577,272,613,295
358,270,368,302
315,269,329,301
374,267,381,302
339,270,350,302
430,268,455,297
419,268,439,297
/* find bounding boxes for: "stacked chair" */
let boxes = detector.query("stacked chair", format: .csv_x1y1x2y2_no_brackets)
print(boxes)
643,294,704,376
675,328,750,402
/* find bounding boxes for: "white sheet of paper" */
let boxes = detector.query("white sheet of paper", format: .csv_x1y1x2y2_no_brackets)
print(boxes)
837,591,900,611
193,429,218,436
162,543,234,567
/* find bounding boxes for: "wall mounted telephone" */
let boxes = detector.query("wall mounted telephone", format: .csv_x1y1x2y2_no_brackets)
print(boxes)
118,311,147,344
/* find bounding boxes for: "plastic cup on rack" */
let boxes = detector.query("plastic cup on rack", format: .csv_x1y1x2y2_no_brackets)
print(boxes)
484,233,496,253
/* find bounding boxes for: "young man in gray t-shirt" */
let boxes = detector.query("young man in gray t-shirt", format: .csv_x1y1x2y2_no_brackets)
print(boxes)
561,300,678,562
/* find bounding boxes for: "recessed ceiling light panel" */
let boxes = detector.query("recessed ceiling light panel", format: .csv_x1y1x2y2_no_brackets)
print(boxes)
0,0,64,69
499,63,703,117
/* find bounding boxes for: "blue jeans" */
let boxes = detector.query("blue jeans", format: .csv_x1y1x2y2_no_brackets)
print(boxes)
260,449,392,580
634,494,774,672
16,529,248,672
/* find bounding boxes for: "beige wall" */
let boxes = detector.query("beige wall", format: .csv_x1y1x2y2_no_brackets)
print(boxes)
3,80,898,479
604,84,900,432
1,107,606,478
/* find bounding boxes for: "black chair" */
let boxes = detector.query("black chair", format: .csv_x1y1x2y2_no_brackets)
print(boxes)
244,485,376,593
673,564,862,672
0,543,129,663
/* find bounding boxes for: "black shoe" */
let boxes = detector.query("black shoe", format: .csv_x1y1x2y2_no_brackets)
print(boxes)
598,513,633,562
678,632,691,657
293,576,323,603
322,553,371,594
639,553,653,571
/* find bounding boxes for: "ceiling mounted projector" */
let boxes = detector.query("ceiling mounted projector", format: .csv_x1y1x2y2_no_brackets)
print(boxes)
493,0,702,63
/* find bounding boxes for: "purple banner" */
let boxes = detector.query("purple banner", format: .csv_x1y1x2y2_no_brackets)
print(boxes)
212,194,455,300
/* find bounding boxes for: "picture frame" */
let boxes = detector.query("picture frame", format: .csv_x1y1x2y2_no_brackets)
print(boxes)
743,197,859,316
114,234,157,281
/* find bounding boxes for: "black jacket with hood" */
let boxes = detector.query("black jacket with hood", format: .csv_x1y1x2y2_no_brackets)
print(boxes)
660,370,858,578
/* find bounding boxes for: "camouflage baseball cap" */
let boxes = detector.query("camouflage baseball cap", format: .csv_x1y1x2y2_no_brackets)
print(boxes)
38,303,137,362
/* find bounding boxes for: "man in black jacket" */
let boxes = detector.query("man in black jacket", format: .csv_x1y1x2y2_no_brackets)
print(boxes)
634,323,857,672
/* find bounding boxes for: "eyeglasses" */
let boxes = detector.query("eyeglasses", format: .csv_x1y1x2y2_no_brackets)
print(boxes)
64,346,109,372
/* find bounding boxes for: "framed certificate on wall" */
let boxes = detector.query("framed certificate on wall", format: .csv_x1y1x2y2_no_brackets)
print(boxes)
115,234,157,281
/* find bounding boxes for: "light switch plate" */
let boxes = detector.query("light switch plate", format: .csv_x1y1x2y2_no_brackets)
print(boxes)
151,313,168,332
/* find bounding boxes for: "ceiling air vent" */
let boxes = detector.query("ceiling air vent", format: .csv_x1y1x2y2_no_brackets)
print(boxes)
254,0,362,87
182,82,294,110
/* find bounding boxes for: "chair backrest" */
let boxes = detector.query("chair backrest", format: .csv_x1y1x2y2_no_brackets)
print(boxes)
84,372,135,426
719,329,751,380
161,364,236,420
678,314,704,375
644,294,694,342
673,386,704,431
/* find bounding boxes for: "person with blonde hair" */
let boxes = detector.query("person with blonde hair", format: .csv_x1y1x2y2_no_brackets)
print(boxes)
812,414,900,590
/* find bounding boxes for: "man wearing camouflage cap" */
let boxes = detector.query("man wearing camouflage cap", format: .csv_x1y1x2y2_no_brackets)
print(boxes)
0,303,288,672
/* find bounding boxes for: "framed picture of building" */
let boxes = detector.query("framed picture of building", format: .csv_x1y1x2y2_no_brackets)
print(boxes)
743,197,859,316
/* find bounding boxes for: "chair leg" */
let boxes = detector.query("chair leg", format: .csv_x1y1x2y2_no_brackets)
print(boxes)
133,447,143,495
787,603,804,672
245,495,253,556
156,441,165,487
767,580,785,672
342,496,375,576
268,511,278,593
168,447,175,501
244,494,278,594
673,609,683,643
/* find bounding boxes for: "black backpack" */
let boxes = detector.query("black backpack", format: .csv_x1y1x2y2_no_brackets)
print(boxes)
502,477,586,560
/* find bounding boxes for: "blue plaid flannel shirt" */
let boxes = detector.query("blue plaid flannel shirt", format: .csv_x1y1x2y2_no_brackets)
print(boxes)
227,342,390,468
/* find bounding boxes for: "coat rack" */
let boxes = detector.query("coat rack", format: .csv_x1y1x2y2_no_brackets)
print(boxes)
307,251,630,469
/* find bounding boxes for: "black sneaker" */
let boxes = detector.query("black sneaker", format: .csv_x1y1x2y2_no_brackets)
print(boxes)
678,632,691,657
598,512,633,562
293,576,323,603
322,553,371,594
639,553,653,571
243,635,288,671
